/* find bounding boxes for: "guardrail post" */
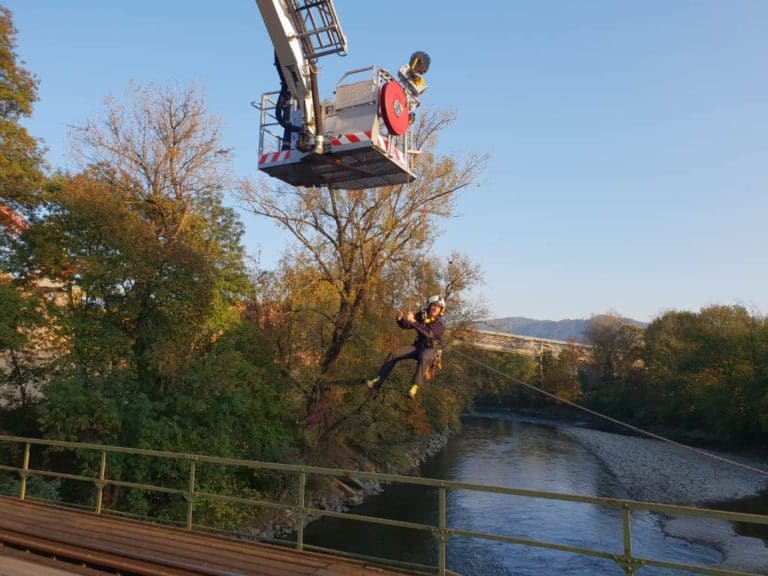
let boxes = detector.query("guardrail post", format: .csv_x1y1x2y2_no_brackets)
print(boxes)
186,459,196,530
95,450,107,514
297,471,307,551
619,505,637,575
438,485,447,576
19,442,30,500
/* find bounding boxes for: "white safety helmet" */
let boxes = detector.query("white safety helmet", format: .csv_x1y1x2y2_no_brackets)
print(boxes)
425,295,446,312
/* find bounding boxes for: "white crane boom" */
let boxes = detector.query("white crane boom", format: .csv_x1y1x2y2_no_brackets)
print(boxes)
254,0,347,152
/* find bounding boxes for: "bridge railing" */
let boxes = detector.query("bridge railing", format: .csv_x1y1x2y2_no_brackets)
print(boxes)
0,434,766,576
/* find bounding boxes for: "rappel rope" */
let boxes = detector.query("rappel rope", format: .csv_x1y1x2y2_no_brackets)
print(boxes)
403,319,768,479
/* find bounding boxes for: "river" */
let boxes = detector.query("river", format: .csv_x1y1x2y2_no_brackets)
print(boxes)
303,412,726,575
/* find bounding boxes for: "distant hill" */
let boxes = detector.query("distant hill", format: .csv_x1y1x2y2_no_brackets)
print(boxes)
475,316,647,344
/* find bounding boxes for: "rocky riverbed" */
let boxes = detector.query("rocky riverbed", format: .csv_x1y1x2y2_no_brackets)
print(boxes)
562,426,768,574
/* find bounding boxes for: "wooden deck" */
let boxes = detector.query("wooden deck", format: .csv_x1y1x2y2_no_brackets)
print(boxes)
0,497,424,575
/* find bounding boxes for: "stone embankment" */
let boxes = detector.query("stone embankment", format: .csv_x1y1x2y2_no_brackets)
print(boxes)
562,426,768,574
249,432,451,540
309,432,450,512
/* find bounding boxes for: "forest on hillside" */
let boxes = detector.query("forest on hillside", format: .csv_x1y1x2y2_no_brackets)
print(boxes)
2,6,766,531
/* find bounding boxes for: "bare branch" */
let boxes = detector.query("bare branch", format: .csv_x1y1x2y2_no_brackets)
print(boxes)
68,82,233,241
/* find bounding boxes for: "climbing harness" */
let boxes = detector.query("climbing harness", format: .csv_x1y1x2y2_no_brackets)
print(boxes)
424,346,442,382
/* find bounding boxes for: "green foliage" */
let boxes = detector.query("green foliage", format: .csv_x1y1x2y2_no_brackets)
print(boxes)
38,375,123,443
581,314,650,422
540,347,582,405
0,280,52,434
0,79,299,528
0,474,59,501
466,306,767,450
34,318,296,526
0,9,46,400
0,281,37,351
640,305,766,443
469,349,539,407
423,382,465,432
582,305,768,447
0,6,44,206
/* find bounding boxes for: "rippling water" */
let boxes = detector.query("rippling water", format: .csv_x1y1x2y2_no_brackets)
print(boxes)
304,413,722,575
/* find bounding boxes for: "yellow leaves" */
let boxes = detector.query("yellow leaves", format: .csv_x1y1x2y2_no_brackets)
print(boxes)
408,403,431,436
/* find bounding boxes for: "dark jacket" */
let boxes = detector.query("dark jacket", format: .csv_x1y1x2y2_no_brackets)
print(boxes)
399,311,444,350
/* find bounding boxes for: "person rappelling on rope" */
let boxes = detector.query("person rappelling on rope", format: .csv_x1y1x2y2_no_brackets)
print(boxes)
365,295,445,399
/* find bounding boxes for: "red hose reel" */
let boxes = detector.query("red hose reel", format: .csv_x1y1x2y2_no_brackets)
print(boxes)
380,80,409,136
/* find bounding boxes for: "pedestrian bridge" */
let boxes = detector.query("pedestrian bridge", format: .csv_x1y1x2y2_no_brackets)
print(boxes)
1,434,765,576
469,330,593,362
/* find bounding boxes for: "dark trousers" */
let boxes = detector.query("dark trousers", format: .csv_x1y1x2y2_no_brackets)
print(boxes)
376,345,437,387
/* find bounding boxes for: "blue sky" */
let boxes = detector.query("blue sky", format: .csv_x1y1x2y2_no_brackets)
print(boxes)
5,1,767,322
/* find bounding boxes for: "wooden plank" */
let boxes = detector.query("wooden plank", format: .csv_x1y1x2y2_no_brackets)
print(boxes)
0,547,111,576
0,497,423,576
0,529,196,576
1,501,320,574
0,556,82,576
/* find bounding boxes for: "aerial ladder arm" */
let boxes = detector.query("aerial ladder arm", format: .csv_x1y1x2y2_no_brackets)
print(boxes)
254,0,347,153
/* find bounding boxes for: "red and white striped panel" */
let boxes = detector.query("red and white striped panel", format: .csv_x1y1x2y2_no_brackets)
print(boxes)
328,131,406,166
371,133,405,165
389,143,405,165
371,132,387,150
331,131,372,147
259,150,295,166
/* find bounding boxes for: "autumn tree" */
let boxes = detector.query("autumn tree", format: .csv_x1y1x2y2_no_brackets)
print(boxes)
0,6,44,211
64,83,251,386
0,7,50,436
580,312,647,422
16,83,294,521
0,280,52,436
539,344,583,405
644,305,766,442
460,348,538,409
585,312,644,386
239,109,486,429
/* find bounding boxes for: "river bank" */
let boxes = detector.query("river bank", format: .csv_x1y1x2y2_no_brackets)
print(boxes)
248,431,451,540
561,426,768,574
254,410,768,574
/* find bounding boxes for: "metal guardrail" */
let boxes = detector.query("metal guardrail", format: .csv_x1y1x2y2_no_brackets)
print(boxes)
0,434,766,576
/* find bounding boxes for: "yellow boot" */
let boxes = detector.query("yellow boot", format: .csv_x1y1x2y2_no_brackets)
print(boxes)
408,384,419,399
